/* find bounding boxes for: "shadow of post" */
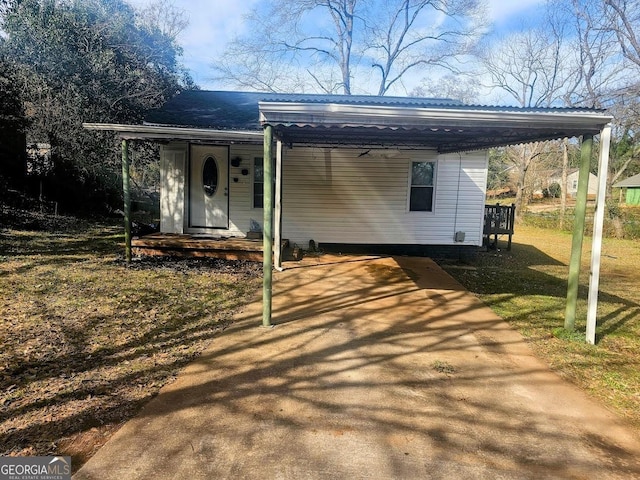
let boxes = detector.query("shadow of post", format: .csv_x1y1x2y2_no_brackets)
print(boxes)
74,255,640,479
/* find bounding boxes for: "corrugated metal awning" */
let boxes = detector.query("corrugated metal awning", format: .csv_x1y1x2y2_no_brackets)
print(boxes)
258,102,612,153
85,93,612,153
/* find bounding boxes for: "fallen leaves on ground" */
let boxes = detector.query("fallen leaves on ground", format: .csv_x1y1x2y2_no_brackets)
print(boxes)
0,225,261,471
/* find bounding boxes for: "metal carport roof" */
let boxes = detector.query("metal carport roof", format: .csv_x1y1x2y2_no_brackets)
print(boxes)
258,101,611,152
88,90,612,152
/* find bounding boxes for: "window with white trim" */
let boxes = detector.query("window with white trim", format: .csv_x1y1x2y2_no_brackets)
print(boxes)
409,161,435,211
253,157,276,209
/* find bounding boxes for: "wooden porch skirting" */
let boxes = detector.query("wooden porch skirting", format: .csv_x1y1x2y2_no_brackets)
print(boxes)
132,233,264,261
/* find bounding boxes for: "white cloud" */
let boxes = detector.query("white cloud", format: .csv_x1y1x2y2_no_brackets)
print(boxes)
486,0,547,25
127,0,549,92
178,1,257,88
128,0,258,88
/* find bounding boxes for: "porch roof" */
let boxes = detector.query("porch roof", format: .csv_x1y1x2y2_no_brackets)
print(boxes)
82,123,263,144
613,172,640,188
85,90,612,153
258,101,612,153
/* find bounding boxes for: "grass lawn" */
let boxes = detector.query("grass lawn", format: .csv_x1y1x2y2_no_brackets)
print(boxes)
437,224,640,429
0,222,261,470
2,218,639,471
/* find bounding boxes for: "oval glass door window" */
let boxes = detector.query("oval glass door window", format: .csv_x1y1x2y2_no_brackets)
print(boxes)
202,156,218,196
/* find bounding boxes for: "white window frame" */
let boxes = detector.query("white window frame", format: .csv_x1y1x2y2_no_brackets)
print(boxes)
407,158,437,213
252,156,276,210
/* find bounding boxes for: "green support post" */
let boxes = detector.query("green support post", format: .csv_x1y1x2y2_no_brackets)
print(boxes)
262,125,274,327
121,139,132,263
564,134,593,331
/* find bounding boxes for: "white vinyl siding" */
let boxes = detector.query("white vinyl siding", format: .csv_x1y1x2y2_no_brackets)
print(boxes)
280,147,487,247
227,145,265,235
159,143,488,247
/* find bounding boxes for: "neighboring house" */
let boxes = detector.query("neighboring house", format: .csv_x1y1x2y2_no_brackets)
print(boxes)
613,173,640,205
542,168,599,198
85,90,611,260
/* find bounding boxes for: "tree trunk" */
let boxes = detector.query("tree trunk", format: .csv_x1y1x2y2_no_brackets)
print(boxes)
560,138,569,229
514,146,531,219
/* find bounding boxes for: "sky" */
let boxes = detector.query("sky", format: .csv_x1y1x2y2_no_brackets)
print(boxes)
129,0,547,92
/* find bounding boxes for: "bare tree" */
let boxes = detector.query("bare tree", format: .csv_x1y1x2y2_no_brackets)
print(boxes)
410,73,479,103
481,26,571,108
365,0,486,95
213,0,356,94
484,1,623,110
604,0,640,68
137,0,189,42
560,0,640,193
479,0,632,215
213,0,485,95
547,0,621,109
599,0,640,190
545,0,622,220
480,26,572,215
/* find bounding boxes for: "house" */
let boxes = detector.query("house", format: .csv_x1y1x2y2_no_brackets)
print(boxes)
85,90,615,334
613,173,640,205
152,91,491,258
549,168,598,198
538,168,598,199
85,91,612,262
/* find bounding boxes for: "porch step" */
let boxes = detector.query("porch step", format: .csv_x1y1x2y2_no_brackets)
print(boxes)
131,233,289,262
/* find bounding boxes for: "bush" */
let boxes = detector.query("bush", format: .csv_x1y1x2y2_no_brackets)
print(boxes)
521,204,640,240
543,182,562,198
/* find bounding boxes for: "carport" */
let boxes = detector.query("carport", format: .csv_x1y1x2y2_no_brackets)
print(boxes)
256,101,612,343
78,100,639,479
88,99,612,342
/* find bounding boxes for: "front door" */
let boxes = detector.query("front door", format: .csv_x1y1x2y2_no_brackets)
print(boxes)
189,145,229,229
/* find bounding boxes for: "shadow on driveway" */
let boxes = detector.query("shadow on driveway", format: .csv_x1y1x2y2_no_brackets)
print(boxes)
75,255,640,479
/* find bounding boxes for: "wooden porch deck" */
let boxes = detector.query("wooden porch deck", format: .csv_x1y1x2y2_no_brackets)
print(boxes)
132,233,265,261
483,203,516,250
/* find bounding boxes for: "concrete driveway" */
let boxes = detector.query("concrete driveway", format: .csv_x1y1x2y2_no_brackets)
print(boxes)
75,255,640,479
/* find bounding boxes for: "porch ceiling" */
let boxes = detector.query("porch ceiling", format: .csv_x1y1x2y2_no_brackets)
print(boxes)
269,124,595,153
259,102,613,153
